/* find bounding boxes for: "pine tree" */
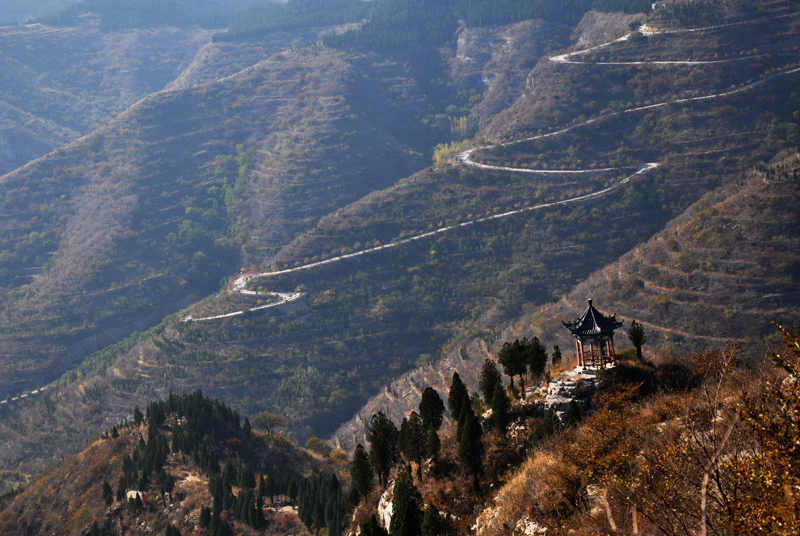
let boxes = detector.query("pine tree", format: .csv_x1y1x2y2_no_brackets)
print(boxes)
530,407,560,448
116,477,126,502
287,478,298,505
258,475,267,500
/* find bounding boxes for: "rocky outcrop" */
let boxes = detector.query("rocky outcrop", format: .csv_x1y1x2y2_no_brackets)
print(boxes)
543,369,599,418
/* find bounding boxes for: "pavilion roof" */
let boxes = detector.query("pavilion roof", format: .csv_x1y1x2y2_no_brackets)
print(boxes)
563,299,624,337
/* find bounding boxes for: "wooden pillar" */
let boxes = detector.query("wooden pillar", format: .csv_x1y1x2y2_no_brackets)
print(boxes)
589,341,595,368
576,340,582,367
610,337,616,366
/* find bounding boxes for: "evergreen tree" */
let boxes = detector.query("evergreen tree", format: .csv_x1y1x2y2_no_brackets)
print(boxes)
526,336,549,378
243,416,252,439
530,407,561,448
447,372,469,419
368,411,399,487
479,359,503,405
426,427,440,460
552,345,562,367
360,514,389,536
199,505,212,528
400,412,427,478
133,406,144,427
116,477,126,502
390,464,422,536
628,320,647,359
491,386,511,434
287,478,298,505
564,400,582,427
419,387,444,431
258,475,267,500
458,406,483,476
498,339,527,392
102,480,114,505
421,503,446,536
351,441,374,498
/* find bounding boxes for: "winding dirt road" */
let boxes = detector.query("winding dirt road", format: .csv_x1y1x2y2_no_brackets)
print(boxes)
188,14,800,322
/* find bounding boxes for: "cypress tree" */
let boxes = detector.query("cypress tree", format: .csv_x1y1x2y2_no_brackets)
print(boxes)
419,387,444,432
389,464,422,536
479,359,503,404
199,505,212,528
368,411,399,487
564,400,582,427
552,345,562,367
426,427,440,461
498,340,527,392
313,487,326,528
258,475,267,500
360,514,389,536
421,503,446,536
458,407,483,476
243,416,251,438
401,412,427,478
447,372,469,419
491,386,511,434
526,336,548,378
102,480,113,505
288,478,298,505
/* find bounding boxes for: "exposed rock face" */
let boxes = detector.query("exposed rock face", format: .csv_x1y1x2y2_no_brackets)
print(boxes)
451,20,556,127
573,9,645,46
377,481,395,532
543,369,599,417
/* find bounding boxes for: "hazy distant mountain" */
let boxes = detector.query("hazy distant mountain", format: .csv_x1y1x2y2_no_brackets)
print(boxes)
0,0,81,23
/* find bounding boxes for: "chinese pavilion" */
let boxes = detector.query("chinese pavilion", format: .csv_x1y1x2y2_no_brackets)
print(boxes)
563,299,624,369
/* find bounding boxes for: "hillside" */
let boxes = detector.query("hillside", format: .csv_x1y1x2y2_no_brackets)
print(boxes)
0,391,342,536
0,38,430,400
1,0,800,499
6,330,797,536
0,18,215,175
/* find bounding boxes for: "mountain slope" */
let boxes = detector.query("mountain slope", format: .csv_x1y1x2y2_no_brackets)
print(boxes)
2,0,800,493
0,19,214,175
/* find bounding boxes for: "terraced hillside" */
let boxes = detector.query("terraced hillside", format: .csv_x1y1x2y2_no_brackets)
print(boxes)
0,42,432,399
1,0,800,490
0,18,216,175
